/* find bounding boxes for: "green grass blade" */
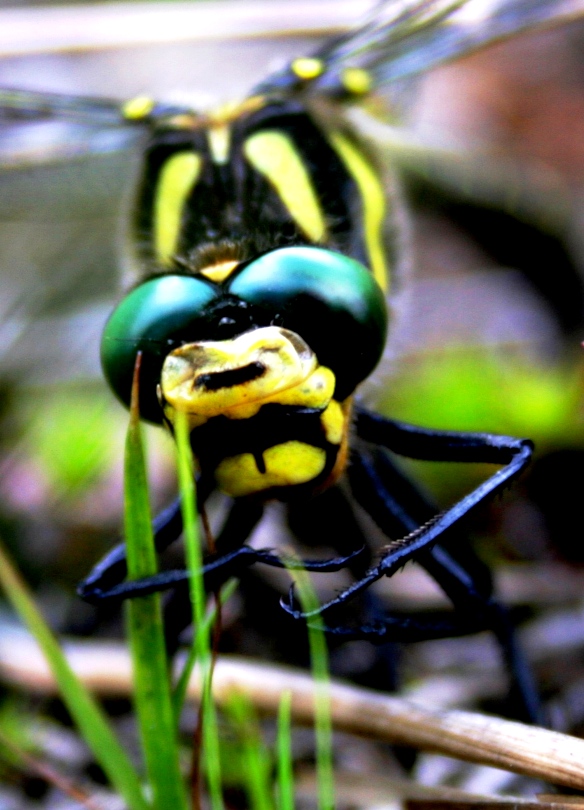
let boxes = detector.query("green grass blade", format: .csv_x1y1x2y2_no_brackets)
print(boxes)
276,690,294,810
225,692,273,810
124,357,188,810
174,411,224,810
173,578,238,723
200,680,224,810
289,568,334,810
0,541,149,810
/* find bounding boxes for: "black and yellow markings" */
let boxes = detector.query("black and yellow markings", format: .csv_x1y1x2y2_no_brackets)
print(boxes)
326,130,389,292
215,440,328,497
157,324,349,497
148,94,386,279
204,97,264,163
160,326,333,427
207,123,231,164
207,399,348,499
198,259,240,284
243,130,328,244
149,95,269,267
154,150,202,266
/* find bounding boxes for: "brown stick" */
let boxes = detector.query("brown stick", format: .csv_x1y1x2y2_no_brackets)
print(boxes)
2,631,584,790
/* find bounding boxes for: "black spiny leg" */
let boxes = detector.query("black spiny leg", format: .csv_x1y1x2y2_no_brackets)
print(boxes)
349,446,540,724
285,407,539,723
78,473,362,669
78,495,354,604
287,486,401,691
77,471,218,603
77,496,184,603
354,408,539,723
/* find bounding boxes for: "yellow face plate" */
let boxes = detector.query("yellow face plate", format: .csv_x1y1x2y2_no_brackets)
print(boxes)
158,324,355,498
160,326,328,425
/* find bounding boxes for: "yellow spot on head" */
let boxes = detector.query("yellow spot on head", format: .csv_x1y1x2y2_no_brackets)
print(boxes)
291,57,324,81
341,68,372,96
216,442,326,497
122,96,155,120
270,366,335,411
199,259,240,283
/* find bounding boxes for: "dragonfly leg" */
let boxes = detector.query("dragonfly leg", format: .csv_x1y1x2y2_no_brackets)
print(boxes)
349,408,533,583
287,485,403,690
78,487,359,613
316,611,490,643
346,411,540,723
357,446,540,722
77,496,183,602
282,408,538,721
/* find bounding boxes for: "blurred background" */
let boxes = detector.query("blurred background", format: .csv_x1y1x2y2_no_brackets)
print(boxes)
1,0,584,805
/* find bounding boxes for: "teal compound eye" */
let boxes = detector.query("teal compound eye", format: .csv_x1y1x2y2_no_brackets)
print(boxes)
228,246,388,400
101,274,218,423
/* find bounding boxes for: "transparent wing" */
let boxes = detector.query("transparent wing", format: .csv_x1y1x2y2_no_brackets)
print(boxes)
0,135,142,383
256,0,584,95
0,76,152,381
1,0,582,387
0,2,340,384
0,88,127,126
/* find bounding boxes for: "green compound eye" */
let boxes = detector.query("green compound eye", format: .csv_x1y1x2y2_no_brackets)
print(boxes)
101,275,218,422
229,246,387,400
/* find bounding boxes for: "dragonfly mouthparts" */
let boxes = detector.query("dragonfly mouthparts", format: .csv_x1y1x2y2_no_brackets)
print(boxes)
194,361,266,391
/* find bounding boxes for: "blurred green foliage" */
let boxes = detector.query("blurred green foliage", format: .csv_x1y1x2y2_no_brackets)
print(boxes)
378,345,584,499
19,384,123,500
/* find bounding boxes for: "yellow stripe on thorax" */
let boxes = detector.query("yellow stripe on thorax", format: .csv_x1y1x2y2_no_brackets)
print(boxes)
154,151,202,266
243,130,327,244
327,130,389,292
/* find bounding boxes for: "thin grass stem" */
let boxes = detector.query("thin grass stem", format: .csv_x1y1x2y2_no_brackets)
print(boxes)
288,568,334,810
276,690,295,810
174,412,224,810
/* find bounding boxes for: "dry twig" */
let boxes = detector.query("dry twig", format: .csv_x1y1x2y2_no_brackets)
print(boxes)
1,629,584,791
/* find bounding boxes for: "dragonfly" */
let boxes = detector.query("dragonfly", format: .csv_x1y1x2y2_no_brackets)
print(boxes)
2,0,583,725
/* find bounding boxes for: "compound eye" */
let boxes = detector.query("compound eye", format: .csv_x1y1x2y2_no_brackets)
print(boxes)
228,246,387,399
101,275,218,422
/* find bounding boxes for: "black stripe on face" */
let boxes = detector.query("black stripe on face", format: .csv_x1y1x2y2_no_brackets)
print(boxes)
195,361,265,391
